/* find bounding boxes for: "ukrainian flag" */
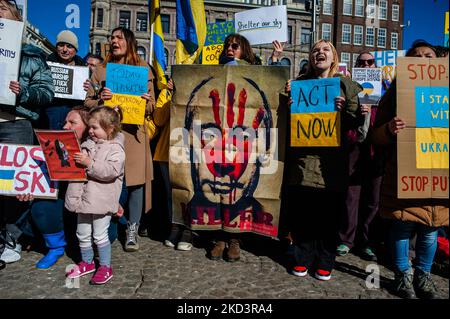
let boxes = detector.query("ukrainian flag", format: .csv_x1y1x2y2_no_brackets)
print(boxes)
150,0,167,90
175,0,207,64
0,169,15,191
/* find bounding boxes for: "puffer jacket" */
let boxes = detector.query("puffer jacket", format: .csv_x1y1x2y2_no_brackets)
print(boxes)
0,44,54,120
285,74,363,193
65,133,126,215
371,80,448,227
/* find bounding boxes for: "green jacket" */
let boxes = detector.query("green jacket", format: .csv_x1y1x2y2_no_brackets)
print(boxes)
0,44,54,121
285,74,362,192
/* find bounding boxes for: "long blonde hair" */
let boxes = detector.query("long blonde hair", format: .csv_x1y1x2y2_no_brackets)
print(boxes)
304,39,339,78
0,0,23,21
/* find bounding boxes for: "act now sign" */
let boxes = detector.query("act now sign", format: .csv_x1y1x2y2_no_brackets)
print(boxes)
396,57,449,199
290,78,341,147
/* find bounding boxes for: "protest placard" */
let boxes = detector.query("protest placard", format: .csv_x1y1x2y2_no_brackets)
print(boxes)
47,62,89,100
0,18,24,106
352,68,382,104
371,49,405,90
35,130,86,181
444,11,449,47
171,65,290,238
105,63,148,125
290,78,341,147
0,143,58,199
235,5,287,45
396,57,449,199
202,21,235,65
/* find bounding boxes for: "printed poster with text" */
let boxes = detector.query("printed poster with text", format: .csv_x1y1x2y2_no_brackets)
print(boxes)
171,65,290,238
352,68,382,104
290,78,341,147
105,63,148,125
35,130,86,181
396,57,449,199
0,143,58,199
47,62,89,100
371,50,405,92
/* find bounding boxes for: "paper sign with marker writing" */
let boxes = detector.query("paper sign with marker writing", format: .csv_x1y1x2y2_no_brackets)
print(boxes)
205,21,235,46
104,94,146,125
235,5,287,45
106,63,148,96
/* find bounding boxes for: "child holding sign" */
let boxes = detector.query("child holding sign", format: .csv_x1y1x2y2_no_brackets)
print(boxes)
65,106,125,285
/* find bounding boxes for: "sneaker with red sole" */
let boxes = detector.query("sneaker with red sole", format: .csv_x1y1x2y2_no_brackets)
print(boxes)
66,261,96,279
291,266,308,277
90,265,113,285
315,269,332,281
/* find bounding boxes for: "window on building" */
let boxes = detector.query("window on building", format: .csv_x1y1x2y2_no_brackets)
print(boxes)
379,0,387,20
342,24,352,44
353,53,360,67
341,52,351,66
322,23,332,41
161,14,170,34
377,28,387,47
280,57,291,66
323,0,332,15
95,43,101,56
119,11,131,29
367,0,376,18
391,32,398,49
96,8,103,28
301,28,311,46
355,0,364,17
137,46,146,61
392,4,399,21
164,48,169,68
343,0,352,15
136,12,148,32
366,26,374,46
288,25,293,44
353,25,363,45
216,18,226,23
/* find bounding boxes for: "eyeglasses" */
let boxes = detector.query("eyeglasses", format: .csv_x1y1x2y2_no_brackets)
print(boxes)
229,43,240,50
356,58,375,67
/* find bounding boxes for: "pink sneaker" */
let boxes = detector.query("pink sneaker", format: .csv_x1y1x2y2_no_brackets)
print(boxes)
66,261,96,279
90,265,113,285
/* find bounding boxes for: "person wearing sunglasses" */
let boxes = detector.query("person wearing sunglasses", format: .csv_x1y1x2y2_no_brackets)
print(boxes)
0,0,54,266
336,50,382,263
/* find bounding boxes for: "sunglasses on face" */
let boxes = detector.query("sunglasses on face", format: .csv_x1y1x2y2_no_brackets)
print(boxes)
229,43,240,50
357,58,375,67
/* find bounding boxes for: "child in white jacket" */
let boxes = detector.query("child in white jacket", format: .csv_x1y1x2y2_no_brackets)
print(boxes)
65,106,125,285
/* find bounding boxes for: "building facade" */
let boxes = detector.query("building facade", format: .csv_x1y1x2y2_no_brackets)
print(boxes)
90,0,314,77
318,0,404,69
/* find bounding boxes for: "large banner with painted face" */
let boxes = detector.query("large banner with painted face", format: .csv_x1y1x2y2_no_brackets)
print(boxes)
170,65,290,238
396,57,449,199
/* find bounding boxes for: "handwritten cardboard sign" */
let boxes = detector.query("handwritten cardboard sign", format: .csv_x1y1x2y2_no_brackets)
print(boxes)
0,143,58,198
0,18,24,106
290,78,341,147
205,21,235,46
47,62,89,100
352,68,382,104
35,130,87,181
235,5,287,45
202,44,224,65
396,57,449,199
104,94,146,125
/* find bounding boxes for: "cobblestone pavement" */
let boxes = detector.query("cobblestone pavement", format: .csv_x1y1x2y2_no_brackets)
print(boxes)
0,233,448,300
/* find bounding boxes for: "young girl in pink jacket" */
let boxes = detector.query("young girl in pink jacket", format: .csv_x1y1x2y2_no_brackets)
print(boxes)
65,106,125,285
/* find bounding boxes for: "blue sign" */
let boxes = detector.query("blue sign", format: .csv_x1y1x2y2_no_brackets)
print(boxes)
415,86,449,128
28,0,91,57
291,78,341,114
106,63,149,96
205,21,235,46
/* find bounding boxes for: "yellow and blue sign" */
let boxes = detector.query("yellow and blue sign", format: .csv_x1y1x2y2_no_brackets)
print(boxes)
0,169,15,191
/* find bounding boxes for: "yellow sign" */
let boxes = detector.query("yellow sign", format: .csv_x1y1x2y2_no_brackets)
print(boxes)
290,112,340,147
416,127,449,169
202,44,224,65
445,12,449,34
104,93,146,125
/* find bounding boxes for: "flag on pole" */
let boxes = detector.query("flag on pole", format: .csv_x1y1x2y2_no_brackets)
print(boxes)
175,0,207,64
150,0,167,89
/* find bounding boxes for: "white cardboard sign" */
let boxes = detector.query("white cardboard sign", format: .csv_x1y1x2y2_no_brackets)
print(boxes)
0,18,24,106
47,62,89,100
235,5,288,45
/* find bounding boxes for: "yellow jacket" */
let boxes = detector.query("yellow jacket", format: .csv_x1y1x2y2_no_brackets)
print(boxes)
153,88,172,162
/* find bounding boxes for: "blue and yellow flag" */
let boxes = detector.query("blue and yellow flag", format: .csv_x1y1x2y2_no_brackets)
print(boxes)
0,169,15,191
150,0,167,90
175,0,207,64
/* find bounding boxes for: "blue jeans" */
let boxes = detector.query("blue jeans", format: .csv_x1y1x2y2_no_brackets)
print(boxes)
0,119,34,144
390,220,438,273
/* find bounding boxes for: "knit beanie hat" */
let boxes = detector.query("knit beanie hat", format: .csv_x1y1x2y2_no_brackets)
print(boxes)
56,30,78,51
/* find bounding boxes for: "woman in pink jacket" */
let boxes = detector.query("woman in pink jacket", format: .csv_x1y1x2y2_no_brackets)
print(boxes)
65,106,125,285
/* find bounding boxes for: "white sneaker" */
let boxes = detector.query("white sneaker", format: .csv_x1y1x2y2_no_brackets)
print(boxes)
176,242,192,251
0,243,22,264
